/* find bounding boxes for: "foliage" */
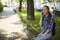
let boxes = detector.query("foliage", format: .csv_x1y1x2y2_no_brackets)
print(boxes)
0,2,3,12
0,0,1,2
16,0,27,2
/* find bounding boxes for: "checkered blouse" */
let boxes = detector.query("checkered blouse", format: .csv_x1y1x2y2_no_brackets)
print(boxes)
42,15,54,34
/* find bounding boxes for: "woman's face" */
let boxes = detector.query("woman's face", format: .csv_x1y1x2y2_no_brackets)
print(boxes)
42,7,49,15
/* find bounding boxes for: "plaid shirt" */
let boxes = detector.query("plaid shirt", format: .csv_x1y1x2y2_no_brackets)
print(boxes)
42,15,54,34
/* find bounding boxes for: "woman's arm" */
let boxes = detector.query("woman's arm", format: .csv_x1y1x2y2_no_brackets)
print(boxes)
39,14,44,26
39,15,42,26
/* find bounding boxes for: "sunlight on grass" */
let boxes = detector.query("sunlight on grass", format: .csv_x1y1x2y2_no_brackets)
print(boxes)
20,10,42,27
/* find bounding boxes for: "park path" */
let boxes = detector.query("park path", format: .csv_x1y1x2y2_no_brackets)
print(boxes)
0,7,29,40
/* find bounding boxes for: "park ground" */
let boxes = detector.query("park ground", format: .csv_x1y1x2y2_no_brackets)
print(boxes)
0,7,31,40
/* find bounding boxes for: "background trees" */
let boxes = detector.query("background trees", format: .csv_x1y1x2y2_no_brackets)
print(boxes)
19,0,35,20
27,0,35,20
19,0,22,12
0,1,3,12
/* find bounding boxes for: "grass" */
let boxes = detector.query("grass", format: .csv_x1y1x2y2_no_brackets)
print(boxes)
20,10,41,26
18,9,60,40
20,10,42,29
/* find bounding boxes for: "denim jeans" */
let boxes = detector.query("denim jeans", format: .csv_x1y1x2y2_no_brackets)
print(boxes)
35,32,52,40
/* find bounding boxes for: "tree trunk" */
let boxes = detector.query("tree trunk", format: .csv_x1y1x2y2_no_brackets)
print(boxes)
19,0,22,12
27,0,35,20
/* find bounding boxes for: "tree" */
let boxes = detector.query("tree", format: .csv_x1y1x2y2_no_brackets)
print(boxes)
27,0,35,20
19,0,22,12
53,0,57,9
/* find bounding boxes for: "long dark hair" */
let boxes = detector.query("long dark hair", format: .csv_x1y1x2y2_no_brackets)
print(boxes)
42,5,52,24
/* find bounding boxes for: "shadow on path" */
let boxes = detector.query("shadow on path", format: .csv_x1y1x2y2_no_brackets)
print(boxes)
0,7,31,40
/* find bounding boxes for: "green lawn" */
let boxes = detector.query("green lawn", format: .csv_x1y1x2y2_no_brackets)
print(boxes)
18,10,60,40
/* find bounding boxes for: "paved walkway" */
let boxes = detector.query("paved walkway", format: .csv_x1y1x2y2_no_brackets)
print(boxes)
0,7,28,40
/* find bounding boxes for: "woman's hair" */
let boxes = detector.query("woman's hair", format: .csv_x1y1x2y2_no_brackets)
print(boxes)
42,5,52,24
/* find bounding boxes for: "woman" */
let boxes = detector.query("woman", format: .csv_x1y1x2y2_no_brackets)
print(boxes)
35,5,54,40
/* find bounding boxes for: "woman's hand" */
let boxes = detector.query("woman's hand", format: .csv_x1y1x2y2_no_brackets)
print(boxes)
43,29,50,35
41,34,46,37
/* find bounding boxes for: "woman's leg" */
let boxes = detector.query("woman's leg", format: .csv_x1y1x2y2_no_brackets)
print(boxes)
35,32,52,40
35,32,43,40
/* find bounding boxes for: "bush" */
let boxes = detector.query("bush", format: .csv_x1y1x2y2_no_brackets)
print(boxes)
0,2,3,12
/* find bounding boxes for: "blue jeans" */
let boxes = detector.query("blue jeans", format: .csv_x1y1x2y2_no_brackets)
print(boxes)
35,32,52,40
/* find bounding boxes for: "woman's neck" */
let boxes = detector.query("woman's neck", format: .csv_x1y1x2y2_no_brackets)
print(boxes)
45,14,48,17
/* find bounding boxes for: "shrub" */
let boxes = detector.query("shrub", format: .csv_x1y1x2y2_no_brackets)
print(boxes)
0,2,3,12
